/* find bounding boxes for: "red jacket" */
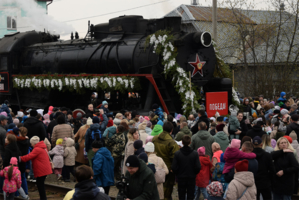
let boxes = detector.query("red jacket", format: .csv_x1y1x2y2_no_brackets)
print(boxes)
196,155,213,188
21,141,52,178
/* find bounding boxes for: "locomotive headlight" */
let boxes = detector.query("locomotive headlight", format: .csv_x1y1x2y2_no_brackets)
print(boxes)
193,32,212,47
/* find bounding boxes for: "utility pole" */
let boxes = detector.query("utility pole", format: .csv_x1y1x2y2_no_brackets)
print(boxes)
212,0,217,43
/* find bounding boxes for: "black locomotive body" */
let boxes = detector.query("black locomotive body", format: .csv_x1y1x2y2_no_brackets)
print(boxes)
0,15,232,113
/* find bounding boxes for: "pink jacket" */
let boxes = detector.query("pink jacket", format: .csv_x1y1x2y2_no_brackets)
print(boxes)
223,147,256,174
0,166,21,193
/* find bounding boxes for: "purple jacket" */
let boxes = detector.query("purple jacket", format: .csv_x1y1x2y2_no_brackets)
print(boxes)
49,145,64,168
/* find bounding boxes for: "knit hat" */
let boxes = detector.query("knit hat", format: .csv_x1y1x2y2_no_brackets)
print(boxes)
102,101,108,105
139,116,145,123
146,136,154,144
0,112,7,117
87,117,93,125
13,119,19,125
107,120,113,127
145,142,155,152
253,136,262,145
157,120,163,126
10,157,18,166
151,125,163,136
76,112,82,119
92,116,100,124
197,146,205,156
281,109,289,116
152,104,159,110
210,117,216,122
271,139,277,148
56,138,63,145
284,135,293,144
290,131,297,140
30,109,38,117
206,181,223,197
134,140,143,150
125,155,140,168
235,160,249,172
30,136,40,144
8,123,16,130
144,116,149,121
12,127,20,136
92,139,103,149
275,106,281,110
146,120,152,128
231,139,241,149
216,124,225,132
138,152,148,163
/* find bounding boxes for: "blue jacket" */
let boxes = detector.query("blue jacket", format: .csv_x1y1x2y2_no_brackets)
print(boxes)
155,107,164,122
278,91,287,103
92,147,114,187
265,109,273,121
85,114,108,152
103,126,116,139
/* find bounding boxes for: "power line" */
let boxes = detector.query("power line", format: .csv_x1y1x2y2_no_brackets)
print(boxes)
0,0,172,30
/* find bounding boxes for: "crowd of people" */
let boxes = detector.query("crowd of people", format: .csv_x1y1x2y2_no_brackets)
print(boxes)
0,91,297,200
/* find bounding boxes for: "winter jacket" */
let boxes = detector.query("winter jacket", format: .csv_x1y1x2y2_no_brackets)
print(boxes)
3,142,23,173
17,138,30,172
6,131,27,143
154,107,164,122
277,92,287,104
151,125,163,136
103,126,116,139
0,124,6,155
134,147,145,156
148,153,169,199
265,109,273,121
196,155,213,188
172,146,201,179
0,166,21,193
212,162,228,191
213,150,223,163
286,122,299,137
138,122,148,145
291,140,299,161
152,131,180,170
226,171,256,200
92,147,114,187
246,125,267,139
213,131,229,153
49,145,64,168
123,140,134,174
106,132,125,157
264,146,274,154
223,148,256,174
191,115,210,134
51,124,74,147
271,150,299,195
74,125,89,164
145,127,152,135
64,138,77,166
229,116,240,132
252,148,275,189
190,130,215,159
21,141,52,178
228,120,248,140
174,126,192,141
270,126,278,139
71,179,110,200
187,120,196,129
85,123,102,152
125,159,160,200
24,117,46,141
242,104,252,116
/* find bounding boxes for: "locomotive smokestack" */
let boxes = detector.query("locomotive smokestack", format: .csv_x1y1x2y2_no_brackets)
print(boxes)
71,32,74,40
191,0,199,5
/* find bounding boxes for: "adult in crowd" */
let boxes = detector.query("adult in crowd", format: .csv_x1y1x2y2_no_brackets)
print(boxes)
271,137,299,200
85,104,94,118
252,136,275,200
24,110,46,141
152,122,180,200
124,111,131,123
174,122,192,141
172,116,186,137
228,112,248,140
225,160,257,200
124,155,160,200
123,128,139,175
172,136,201,200
289,104,298,116
167,115,177,130
213,124,229,153
246,121,267,139
64,165,110,200
74,117,92,165
261,134,274,153
90,92,101,109
187,114,196,129
190,122,215,159
0,115,8,156
191,110,210,134
144,142,168,199
20,136,52,200
286,114,299,136
113,113,123,127
138,122,148,144
46,112,63,140
51,115,74,147
242,98,252,117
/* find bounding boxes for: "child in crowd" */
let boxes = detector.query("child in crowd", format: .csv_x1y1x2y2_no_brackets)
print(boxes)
49,138,64,180
133,140,144,156
223,139,256,174
206,181,224,200
212,153,228,192
101,101,110,115
138,152,156,173
195,147,213,200
0,157,22,200
212,142,223,166
63,138,77,182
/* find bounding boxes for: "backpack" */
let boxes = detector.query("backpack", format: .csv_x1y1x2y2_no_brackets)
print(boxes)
91,129,101,140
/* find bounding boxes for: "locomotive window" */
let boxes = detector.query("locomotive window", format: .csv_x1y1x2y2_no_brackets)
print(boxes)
0,57,8,71
7,16,17,30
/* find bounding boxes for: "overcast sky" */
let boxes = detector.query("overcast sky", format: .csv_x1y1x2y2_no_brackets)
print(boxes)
46,0,269,39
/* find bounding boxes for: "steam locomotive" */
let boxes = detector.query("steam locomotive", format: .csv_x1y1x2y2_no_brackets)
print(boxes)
0,15,231,113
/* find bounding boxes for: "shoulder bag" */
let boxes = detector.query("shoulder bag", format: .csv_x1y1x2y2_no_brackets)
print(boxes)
45,149,55,169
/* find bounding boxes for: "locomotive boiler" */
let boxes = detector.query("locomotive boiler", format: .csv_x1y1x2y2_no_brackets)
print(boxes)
0,15,232,113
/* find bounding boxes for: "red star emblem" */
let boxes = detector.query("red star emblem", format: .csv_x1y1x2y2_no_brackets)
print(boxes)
188,54,206,77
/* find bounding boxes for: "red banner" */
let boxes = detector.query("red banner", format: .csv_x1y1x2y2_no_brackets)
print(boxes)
206,92,228,117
